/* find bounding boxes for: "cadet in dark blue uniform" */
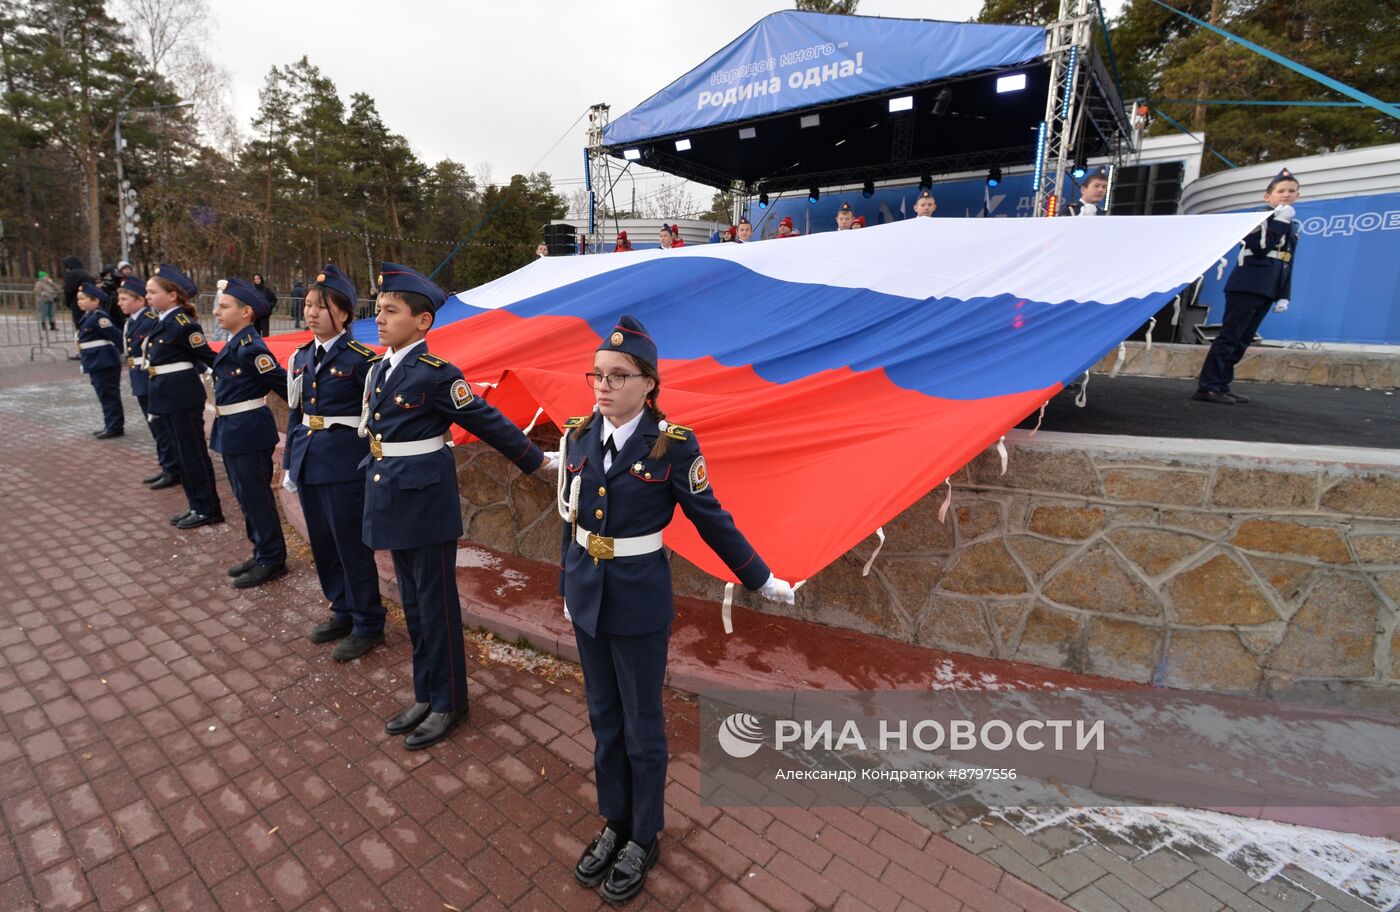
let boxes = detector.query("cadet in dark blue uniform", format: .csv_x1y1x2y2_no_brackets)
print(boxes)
75,283,124,438
283,265,387,661
562,315,793,904
364,261,548,750
1064,166,1110,216
144,265,223,529
210,278,290,587
116,277,181,488
1195,167,1301,404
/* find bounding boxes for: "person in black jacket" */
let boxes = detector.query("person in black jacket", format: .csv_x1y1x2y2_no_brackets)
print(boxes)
251,273,276,336
61,255,91,329
1194,168,1301,404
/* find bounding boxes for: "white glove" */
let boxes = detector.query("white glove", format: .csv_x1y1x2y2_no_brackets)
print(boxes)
1274,299,1290,314
758,574,795,606
281,472,298,494
1273,204,1296,223
562,600,572,622
541,450,561,473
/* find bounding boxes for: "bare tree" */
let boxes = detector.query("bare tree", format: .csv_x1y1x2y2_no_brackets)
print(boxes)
640,179,696,220
117,0,233,148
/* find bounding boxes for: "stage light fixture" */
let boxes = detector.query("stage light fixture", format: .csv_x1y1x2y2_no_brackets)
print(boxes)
758,192,769,209
996,73,1027,93
800,114,820,129
808,185,821,203
738,127,757,140
1046,193,1059,217
675,138,692,152
987,167,1002,188
622,148,641,161
888,95,913,113
919,171,933,191
862,180,875,198
1071,159,1087,180
932,87,953,116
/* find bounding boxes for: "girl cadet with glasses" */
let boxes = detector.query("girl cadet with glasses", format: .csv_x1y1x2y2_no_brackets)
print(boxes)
559,314,794,905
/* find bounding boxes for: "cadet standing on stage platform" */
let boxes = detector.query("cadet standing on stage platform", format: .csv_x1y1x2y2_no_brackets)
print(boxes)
210,278,290,588
913,189,937,217
735,217,753,242
117,277,181,489
75,283,124,439
1065,166,1109,216
1194,167,1301,405
364,262,549,750
835,202,855,230
283,265,387,661
562,315,793,904
144,265,223,529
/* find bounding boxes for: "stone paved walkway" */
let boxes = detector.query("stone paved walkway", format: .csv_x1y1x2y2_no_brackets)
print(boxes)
1,364,1395,912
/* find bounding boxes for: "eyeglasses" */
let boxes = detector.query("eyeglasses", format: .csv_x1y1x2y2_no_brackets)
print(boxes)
584,372,644,390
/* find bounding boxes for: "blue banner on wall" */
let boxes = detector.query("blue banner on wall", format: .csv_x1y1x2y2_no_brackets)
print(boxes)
1197,193,1400,345
603,12,1043,146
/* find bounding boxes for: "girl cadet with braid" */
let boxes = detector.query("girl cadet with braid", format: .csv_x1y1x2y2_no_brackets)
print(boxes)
560,314,794,905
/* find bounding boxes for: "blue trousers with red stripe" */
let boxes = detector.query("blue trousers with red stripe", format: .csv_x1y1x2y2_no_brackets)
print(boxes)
391,542,467,713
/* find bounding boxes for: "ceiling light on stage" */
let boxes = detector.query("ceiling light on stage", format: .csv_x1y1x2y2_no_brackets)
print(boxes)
1071,159,1087,180
808,185,821,203
987,167,1002,188
674,138,692,152
996,73,1027,93
758,192,769,209
888,95,914,113
862,181,875,198
932,88,953,116
800,114,821,129
919,171,932,191
622,148,641,161
739,127,757,140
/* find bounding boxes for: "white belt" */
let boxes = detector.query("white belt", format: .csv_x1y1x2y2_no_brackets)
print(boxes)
78,340,114,350
149,361,194,376
215,397,267,417
302,415,360,430
369,435,447,458
574,526,664,560
126,356,146,369
1242,249,1292,262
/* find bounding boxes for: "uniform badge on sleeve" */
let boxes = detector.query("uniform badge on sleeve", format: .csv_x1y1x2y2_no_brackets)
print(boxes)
255,354,276,374
450,378,473,409
98,317,112,328
189,332,206,347
688,456,709,494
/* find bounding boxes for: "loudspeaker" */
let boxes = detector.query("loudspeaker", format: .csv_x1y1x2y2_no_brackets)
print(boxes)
543,223,577,256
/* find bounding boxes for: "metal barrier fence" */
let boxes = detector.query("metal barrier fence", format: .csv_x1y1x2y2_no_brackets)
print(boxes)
0,289,64,362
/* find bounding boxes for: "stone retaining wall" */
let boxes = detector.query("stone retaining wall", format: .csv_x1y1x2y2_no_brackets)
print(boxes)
459,428,1400,698
1090,341,1400,389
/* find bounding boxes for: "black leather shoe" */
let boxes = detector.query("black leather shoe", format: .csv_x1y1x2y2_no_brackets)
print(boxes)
332,634,384,662
148,472,181,489
176,511,224,529
384,702,431,735
142,471,166,484
574,826,625,887
1191,389,1234,404
1226,391,1252,404
169,509,193,525
227,558,257,577
309,618,353,644
94,428,124,439
601,838,659,905
404,706,467,750
232,563,287,589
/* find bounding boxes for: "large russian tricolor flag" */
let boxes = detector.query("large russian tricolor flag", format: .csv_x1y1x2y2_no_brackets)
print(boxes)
264,214,1266,584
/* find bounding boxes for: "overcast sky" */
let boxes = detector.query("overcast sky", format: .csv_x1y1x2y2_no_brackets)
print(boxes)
212,1,1000,188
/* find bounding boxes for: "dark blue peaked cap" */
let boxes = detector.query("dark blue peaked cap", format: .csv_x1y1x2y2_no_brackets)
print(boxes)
312,264,357,310
377,261,446,313
223,277,272,319
152,264,197,297
79,282,108,305
119,276,146,296
597,314,657,371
